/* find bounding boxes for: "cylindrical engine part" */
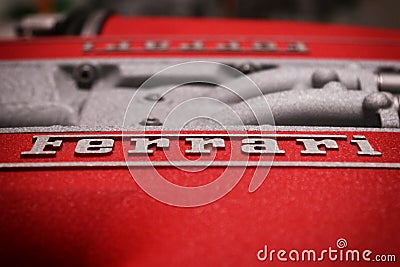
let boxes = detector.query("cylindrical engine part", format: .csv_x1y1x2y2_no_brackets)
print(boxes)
378,72,400,94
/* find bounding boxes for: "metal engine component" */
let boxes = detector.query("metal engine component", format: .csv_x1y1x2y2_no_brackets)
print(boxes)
378,71,400,94
0,59,399,129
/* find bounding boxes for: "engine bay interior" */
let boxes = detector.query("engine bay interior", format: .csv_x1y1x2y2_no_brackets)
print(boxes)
1,59,399,128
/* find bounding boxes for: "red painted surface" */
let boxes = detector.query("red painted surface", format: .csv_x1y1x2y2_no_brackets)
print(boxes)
102,16,400,39
0,16,399,60
1,16,399,266
0,130,399,266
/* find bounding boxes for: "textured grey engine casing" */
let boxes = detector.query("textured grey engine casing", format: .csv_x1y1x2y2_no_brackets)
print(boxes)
0,58,399,128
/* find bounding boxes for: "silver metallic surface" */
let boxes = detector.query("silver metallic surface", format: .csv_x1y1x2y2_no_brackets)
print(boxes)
350,135,382,156
192,41,204,51
19,134,352,157
241,138,285,154
264,42,277,52
158,41,169,51
363,92,393,110
228,41,240,51
117,41,131,51
311,69,340,88
21,136,62,156
128,138,170,154
185,138,225,154
1,125,399,134
297,138,339,155
378,72,400,94
226,86,378,126
83,42,94,53
75,139,114,154
287,42,308,53
144,41,157,50
1,58,399,128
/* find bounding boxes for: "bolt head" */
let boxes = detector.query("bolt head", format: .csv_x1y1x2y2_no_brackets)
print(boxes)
363,92,393,111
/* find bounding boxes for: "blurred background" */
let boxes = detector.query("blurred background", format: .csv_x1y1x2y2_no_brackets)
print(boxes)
0,0,399,37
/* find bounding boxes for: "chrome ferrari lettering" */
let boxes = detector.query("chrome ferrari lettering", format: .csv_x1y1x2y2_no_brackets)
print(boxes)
21,135,62,156
185,138,225,154
75,139,114,154
241,138,285,154
20,134,382,158
296,139,338,155
128,138,169,154
350,135,382,156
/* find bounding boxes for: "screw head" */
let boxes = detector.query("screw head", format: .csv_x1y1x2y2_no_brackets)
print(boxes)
73,63,97,89
238,63,257,74
139,117,162,126
144,94,164,102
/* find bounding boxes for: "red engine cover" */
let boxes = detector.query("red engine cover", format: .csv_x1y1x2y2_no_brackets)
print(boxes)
0,17,399,267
